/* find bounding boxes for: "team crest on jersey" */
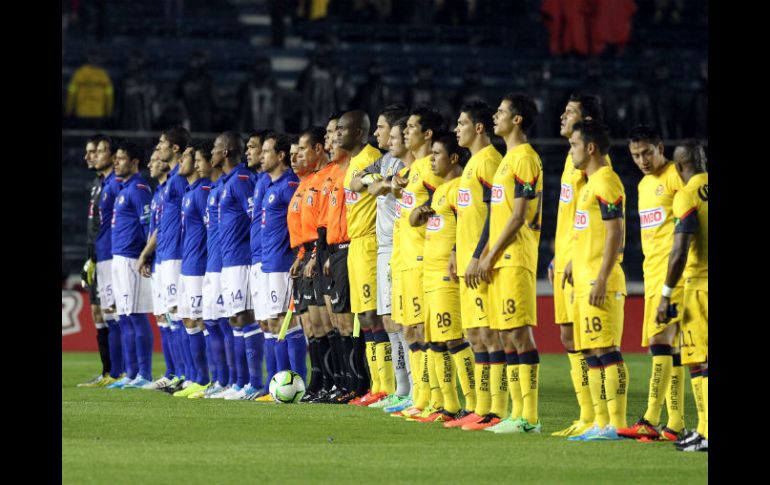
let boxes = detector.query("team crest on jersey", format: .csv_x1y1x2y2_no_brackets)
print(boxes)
491,184,504,203
331,195,338,207
118,195,125,205
656,185,664,196
438,195,446,206
500,164,509,176
559,183,573,203
185,198,191,207
306,194,314,206
268,194,276,204
209,196,216,206
103,192,108,201
292,199,300,211
574,210,589,230
400,190,415,209
639,207,665,229
411,174,419,184
427,215,443,231
458,188,472,207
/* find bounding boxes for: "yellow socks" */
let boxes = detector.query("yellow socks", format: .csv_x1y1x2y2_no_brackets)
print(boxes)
643,345,673,426
488,351,508,418
408,343,427,408
689,368,706,436
426,347,443,409
364,331,379,394
506,351,522,420
567,351,594,424
449,342,476,412
599,351,629,429
665,353,685,432
473,352,491,416
432,345,460,414
374,335,395,395
701,368,708,439
519,350,540,424
586,355,609,428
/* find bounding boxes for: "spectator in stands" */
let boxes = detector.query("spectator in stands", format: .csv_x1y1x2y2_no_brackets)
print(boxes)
296,48,338,128
350,62,392,128
65,48,114,128
175,52,216,132
237,56,285,133
115,51,158,131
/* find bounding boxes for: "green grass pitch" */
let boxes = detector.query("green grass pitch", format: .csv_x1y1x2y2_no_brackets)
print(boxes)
62,352,707,485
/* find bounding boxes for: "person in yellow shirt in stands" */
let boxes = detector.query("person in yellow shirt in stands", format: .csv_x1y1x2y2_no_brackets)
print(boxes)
65,49,114,124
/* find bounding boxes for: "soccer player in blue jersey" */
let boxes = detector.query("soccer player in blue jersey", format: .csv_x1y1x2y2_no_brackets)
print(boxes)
193,141,233,398
110,141,155,389
259,132,307,381
246,130,272,399
210,132,263,401
139,127,193,392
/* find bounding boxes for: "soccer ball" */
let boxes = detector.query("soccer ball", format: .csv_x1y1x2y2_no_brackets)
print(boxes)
268,370,306,403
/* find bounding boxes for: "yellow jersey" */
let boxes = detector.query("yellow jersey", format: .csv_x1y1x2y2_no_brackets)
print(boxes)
673,173,708,290
638,162,684,296
455,144,503,274
398,155,445,269
489,143,543,272
572,165,626,296
390,166,408,273
424,177,460,290
344,144,383,239
554,154,612,272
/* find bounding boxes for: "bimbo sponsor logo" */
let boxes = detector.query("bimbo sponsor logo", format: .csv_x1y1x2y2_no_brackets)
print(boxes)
491,185,504,203
560,183,573,203
574,210,589,230
401,190,416,209
345,188,359,204
639,207,665,229
427,215,443,231
458,189,472,207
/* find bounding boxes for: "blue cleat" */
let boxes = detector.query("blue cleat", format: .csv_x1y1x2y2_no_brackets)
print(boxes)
383,396,413,413
105,376,132,389
585,425,624,441
123,375,153,389
567,424,602,441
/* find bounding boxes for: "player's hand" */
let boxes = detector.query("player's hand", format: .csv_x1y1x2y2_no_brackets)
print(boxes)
137,252,152,278
547,258,555,286
323,258,331,277
588,279,607,308
561,260,573,289
304,254,318,279
391,174,408,189
448,251,458,283
289,257,302,278
464,257,480,289
478,254,494,284
410,205,434,226
656,296,672,324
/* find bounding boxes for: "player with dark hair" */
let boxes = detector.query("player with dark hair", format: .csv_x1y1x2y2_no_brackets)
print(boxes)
477,93,543,433
78,134,117,387
110,140,155,389
549,94,608,437
617,125,686,441
565,120,629,441
408,132,469,422
656,140,708,452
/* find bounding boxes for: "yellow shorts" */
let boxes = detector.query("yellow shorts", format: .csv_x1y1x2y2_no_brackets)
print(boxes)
391,265,403,324
401,266,424,326
572,290,625,351
348,235,378,314
488,266,537,331
458,277,490,329
424,285,463,343
553,271,574,324
641,286,684,347
680,287,708,365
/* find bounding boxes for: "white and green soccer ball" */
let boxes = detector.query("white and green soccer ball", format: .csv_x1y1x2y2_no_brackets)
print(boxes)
268,370,306,403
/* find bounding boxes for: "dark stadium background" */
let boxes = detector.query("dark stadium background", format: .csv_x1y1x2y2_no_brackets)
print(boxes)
61,0,708,290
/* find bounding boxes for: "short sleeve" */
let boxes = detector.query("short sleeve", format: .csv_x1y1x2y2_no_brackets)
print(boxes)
513,156,540,200
595,176,624,220
673,190,698,234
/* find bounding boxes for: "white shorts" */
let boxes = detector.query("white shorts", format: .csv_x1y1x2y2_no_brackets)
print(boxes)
260,271,292,320
202,272,228,321
377,249,392,316
96,259,115,311
111,255,153,315
159,259,182,312
150,271,165,316
221,264,252,316
249,262,265,321
178,274,204,320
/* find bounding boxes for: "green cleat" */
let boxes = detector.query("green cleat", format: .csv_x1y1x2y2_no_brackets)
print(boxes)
173,382,209,398
369,394,408,409
484,417,521,433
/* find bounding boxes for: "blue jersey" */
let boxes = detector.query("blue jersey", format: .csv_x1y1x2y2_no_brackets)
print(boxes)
250,172,270,265
181,178,211,276
111,174,153,258
157,164,189,261
205,178,224,273
261,169,299,273
149,181,165,271
218,163,256,268
94,171,123,262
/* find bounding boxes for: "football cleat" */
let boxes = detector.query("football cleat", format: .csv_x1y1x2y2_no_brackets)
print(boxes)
462,413,501,431
383,397,413,413
239,384,261,401
144,376,173,390
443,411,480,428
660,426,685,442
551,420,594,437
485,417,521,433
567,424,602,441
77,374,110,388
105,375,131,389
123,375,152,389
584,425,623,441
369,394,408,409
174,382,209,398
392,405,423,418
203,382,224,397
678,436,708,452
224,384,248,400
617,417,660,439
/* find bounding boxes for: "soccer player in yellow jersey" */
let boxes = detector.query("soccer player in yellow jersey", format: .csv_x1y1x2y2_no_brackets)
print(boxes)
477,94,543,434
565,120,629,441
408,133,470,423
337,110,386,401
617,125,687,441
549,94,607,437
444,101,503,430
656,140,708,453
390,105,446,419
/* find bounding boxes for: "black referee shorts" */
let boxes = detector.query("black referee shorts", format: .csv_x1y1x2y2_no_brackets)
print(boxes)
328,243,351,314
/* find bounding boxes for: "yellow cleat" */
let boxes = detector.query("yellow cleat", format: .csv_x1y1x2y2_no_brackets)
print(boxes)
551,420,593,437
174,382,209,398
255,393,274,402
